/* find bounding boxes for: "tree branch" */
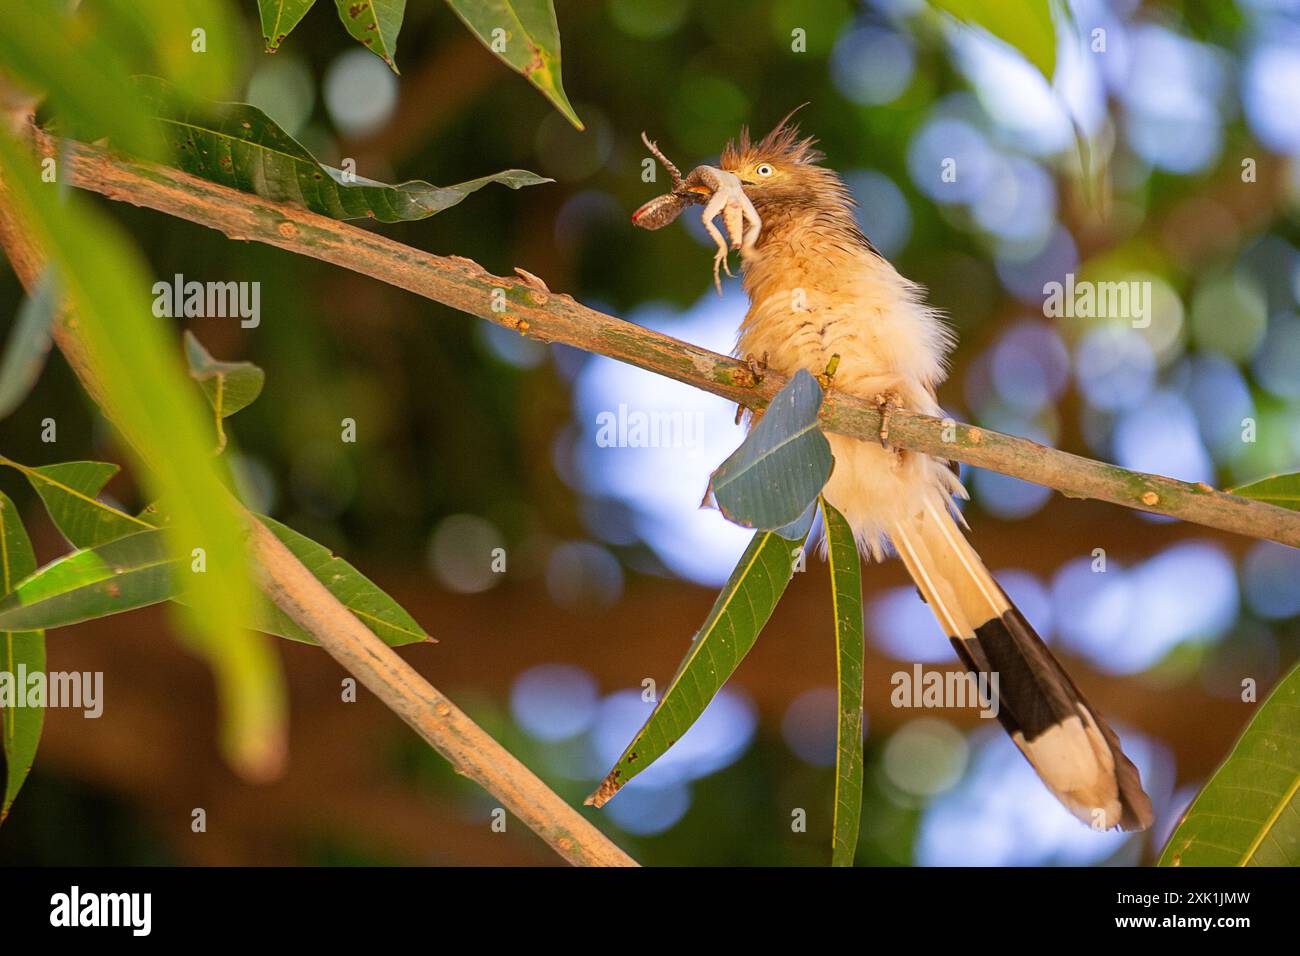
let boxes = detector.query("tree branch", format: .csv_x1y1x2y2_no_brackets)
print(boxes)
49,135,1300,550
0,161,637,868
243,519,636,866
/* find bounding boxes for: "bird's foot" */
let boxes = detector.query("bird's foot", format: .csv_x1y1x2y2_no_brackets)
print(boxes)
874,390,904,452
734,353,768,422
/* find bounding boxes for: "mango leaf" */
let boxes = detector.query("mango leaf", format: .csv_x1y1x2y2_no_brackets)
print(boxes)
931,0,1056,82
95,0,242,103
257,515,431,647
0,456,150,550
147,506,425,647
259,0,317,52
821,498,864,867
137,78,551,223
334,0,406,72
0,491,44,822
709,369,833,531
0,0,160,158
0,269,58,421
446,0,584,130
0,1,240,158
775,499,817,543
0,529,179,633
1159,661,1300,866
1229,473,1300,511
184,332,265,453
586,531,795,807
0,128,285,780
0,456,425,648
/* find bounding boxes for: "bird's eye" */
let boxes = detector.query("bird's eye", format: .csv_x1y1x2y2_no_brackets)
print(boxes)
755,163,774,177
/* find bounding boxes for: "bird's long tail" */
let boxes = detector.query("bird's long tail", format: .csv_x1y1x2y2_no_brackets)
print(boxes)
889,500,1153,831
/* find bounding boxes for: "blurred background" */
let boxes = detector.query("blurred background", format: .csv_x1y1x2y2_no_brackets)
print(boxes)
2,0,1300,866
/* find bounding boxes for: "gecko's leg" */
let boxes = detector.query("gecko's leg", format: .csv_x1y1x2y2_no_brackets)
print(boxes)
700,196,733,292
723,201,744,250
737,193,762,253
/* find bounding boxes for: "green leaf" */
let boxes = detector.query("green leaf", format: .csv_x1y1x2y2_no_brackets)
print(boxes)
1229,473,1300,511
821,498,864,867
256,515,431,647
96,0,243,103
334,0,406,72
259,0,317,52
0,459,424,648
184,333,264,419
774,499,817,542
931,0,1057,82
0,1,160,158
184,332,265,453
1,491,44,822
709,369,833,531
446,0,584,130
0,269,58,421
1159,661,1300,866
586,531,795,807
0,457,151,550
0,529,179,633
0,1,241,159
137,78,551,223
0,127,285,780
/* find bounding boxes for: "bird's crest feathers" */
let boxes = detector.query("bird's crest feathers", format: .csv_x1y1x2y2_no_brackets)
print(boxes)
721,104,824,170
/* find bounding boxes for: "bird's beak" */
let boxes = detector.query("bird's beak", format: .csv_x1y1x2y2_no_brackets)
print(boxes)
686,184,712,196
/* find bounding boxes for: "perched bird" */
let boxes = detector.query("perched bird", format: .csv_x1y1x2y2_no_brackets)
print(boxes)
718,110,1153,831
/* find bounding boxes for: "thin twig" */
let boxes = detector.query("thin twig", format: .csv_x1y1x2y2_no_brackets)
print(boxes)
0,161,637,868
48,134,1300,550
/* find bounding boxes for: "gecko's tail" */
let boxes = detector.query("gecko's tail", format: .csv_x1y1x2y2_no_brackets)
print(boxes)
889,500,1153,831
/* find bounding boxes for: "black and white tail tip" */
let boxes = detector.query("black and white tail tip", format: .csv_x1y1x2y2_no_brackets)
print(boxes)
951,606,1153,831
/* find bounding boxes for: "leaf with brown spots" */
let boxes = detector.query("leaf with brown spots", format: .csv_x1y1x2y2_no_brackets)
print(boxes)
137,77,550,223
333,0,406,73
258,0,317,52
0,529,180,633
446,0,583,129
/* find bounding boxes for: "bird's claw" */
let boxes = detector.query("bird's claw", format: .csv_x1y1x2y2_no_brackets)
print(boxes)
734,353,768,423
875,390,904,452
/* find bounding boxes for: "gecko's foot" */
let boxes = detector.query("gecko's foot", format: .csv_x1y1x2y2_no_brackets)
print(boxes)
874,390,904,452
711,247,733,293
